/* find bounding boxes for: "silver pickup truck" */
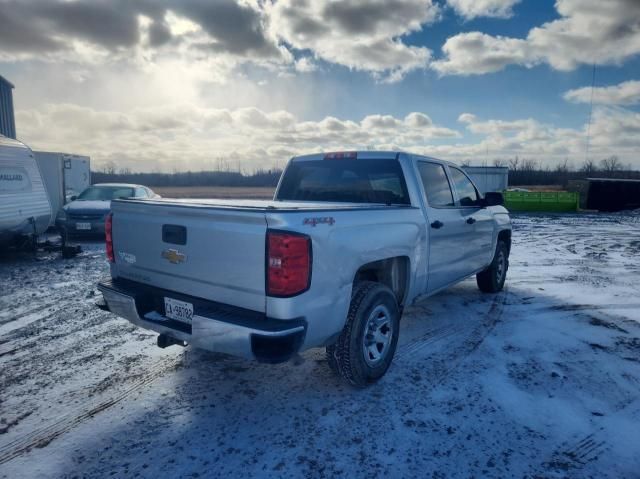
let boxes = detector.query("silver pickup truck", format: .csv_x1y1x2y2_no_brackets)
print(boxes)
97,151,511,386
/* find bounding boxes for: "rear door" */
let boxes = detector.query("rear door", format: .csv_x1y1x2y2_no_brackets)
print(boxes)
111,200,267,312
415,161,469,293
447,166,495,272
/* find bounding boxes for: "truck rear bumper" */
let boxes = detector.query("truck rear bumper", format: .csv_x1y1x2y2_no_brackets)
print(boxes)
97,278,306,363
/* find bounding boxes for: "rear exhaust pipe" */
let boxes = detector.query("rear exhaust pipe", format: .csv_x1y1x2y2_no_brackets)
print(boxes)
157,334,188,349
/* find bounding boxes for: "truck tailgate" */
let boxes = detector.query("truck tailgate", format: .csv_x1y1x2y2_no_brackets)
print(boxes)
110,200,267,312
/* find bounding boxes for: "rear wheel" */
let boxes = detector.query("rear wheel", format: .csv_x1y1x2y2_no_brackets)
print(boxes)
476,240,509,293
326,281,400,387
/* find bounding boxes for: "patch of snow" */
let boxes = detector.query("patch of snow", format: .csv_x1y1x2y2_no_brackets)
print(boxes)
1,213,639,477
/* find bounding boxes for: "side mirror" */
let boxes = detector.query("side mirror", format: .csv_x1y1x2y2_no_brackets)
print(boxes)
483,192,504,207
70,195,77,201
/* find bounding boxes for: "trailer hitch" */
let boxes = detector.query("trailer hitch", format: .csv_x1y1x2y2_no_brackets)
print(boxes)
157,334,188,349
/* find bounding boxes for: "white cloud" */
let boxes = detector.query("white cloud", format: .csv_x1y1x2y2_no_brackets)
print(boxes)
434,0,640,75
405,112,433,128
268,0,440,82
0,0,289,74
0,0,447,82
447,0,521,20
433,32,533,75
564,80,640,106
444,108,640,166
458,113,477,123
15,104,460,171
294,57,318,73
16,101,640,172
587,107,640,150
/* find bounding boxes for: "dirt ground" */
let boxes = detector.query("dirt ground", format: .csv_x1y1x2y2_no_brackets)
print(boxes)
1,212,639,478
151,186,276,199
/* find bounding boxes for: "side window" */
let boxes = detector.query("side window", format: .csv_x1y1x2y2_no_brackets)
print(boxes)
449,167,480,206
417,162,455,207
134,187,147,198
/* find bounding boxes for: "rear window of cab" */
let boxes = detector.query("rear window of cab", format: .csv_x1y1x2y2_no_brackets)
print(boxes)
277,158,410,205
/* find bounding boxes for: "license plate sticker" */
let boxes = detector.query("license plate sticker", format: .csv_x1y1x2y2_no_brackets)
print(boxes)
76,222,91,230
164,297,193,324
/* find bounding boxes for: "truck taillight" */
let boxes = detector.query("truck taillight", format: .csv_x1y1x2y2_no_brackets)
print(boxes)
105,212,114,263
267,231,311,297
324,151,357,160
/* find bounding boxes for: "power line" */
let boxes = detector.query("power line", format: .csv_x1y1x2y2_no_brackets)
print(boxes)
585,63,596,163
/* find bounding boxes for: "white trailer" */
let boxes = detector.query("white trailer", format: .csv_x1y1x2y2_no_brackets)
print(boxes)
0,135,52,246
34,151,90,221
462,166,509,195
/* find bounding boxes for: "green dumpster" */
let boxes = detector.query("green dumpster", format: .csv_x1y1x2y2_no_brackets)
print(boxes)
504,190,579,212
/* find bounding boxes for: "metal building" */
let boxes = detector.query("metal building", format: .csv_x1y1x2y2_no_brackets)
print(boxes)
462,166,509,195
0,75,16,139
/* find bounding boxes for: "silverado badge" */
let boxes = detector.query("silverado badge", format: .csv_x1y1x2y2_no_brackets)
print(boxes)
161,249,186,264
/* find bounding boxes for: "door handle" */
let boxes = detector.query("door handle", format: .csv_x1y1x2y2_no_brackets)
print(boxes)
430,220,444,229
466,217,476,225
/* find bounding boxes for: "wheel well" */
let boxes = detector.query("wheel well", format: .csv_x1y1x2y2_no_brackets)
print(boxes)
353,257,409,306
498,229,511,255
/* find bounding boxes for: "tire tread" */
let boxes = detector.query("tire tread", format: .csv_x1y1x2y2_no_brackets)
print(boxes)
476,240,508,293
328,281,400,387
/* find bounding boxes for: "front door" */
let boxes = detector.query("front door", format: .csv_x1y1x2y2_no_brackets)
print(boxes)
447,166,495,272
416,161,469,293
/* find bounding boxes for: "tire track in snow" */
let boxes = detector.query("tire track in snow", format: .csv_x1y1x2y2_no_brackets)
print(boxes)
0,290,508,465
538,433,609,476
0,304,51,327
0,289,89,336
532,394,640,476
0,356,182,465
395,288,508,378
395,323,466,361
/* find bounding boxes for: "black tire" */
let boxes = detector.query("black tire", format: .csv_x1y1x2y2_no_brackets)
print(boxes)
476,240,509,293
327,281,400,387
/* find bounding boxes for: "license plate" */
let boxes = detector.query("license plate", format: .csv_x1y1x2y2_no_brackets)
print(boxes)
76,222,91,230
164,297,193,324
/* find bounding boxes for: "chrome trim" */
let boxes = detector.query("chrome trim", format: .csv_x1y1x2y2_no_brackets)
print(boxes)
98,284,304,360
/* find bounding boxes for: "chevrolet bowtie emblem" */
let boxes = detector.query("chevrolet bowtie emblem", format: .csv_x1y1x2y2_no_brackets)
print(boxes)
161,249,186,264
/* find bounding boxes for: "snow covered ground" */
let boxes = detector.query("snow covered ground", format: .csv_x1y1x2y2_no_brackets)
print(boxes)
1,212,639,478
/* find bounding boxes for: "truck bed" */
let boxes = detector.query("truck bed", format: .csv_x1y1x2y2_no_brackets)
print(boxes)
117,197,409,211
108,197,415,315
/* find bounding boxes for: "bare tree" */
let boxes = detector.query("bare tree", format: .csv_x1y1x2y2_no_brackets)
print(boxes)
555,159,569,173
554,159,570,186
580,158,597,175
460,159,471,167
493,158,507,167
508,156,519,172
600,155,622,176
521,159,538,171
101,161,116,175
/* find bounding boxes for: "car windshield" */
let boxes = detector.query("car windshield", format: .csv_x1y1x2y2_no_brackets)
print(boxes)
77,186,135,201
277,158,410,204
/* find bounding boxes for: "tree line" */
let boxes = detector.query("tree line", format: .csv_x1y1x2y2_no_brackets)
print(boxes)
92,168,284,187
465,155,639,186
93,155,638,188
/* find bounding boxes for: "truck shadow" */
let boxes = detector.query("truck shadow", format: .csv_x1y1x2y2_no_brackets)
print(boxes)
52,281,640,478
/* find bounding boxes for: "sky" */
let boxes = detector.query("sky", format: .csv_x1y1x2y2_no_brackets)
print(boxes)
1,0,639,172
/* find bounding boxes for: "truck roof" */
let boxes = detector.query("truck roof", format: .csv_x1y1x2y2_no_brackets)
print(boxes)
291,150,456,166
0,135,29,150
93,183,144,188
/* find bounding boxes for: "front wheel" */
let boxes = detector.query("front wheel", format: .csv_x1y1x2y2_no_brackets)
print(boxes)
327,281,400,387
476,240,509,293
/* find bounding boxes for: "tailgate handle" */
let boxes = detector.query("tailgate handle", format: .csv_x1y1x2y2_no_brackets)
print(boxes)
162,224,187,245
